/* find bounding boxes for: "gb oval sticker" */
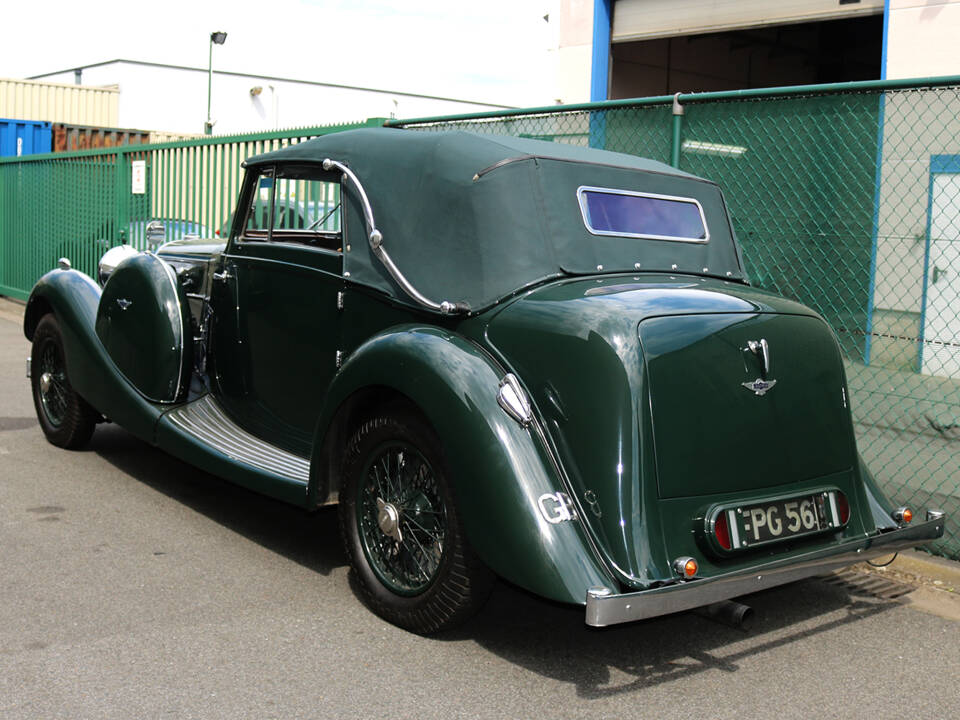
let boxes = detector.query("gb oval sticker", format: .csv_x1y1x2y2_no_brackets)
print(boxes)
538,492,576,524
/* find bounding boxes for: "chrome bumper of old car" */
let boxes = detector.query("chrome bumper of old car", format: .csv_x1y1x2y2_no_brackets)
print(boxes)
585,512,946,627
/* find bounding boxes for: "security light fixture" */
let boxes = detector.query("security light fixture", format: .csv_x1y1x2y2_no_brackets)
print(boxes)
206,31,229,134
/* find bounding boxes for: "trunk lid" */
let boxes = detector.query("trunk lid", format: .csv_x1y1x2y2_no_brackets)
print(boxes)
640,311,852,499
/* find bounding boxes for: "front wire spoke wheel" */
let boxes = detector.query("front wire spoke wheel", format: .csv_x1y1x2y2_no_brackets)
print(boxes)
30,314,98,449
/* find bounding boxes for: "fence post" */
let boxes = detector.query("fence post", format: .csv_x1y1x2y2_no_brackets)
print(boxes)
114,148,129,246
670,92,684,168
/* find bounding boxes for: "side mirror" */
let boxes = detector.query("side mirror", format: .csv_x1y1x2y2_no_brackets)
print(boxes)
145,220,166,251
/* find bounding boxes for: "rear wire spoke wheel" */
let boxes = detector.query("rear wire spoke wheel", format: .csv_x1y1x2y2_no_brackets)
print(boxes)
30,314,98,449
340,413,492,634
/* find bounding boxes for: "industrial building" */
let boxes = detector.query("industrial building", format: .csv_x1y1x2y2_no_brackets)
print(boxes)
552,0,960,103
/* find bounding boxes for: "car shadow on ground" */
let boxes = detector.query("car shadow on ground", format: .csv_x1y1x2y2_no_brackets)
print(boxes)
87,424,898,697
456,577,894,698
88,424,346,576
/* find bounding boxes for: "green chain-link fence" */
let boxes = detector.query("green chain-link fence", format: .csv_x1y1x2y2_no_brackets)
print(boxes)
1,78,958,558
391,78,960,559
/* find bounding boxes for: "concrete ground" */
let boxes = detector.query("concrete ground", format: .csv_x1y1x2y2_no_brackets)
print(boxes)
2,296,959,720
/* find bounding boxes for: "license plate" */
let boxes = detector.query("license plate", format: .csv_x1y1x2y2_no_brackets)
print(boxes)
737,494,830,547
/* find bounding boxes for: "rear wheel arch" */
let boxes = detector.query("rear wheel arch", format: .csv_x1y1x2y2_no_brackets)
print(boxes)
313,385,423,506
307,327,617,605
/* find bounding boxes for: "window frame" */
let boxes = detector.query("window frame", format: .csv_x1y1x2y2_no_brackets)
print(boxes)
576,185,711,244
235,164,343,251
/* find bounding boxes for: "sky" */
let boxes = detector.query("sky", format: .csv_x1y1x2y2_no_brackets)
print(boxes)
4,0,557,107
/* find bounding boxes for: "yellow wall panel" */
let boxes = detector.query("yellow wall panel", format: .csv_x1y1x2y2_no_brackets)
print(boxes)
0,78,119,126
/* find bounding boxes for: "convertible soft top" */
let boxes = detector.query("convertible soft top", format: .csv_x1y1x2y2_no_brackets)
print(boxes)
246,128,745,311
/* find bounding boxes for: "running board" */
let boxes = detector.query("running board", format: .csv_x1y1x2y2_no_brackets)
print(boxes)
164,394,310,483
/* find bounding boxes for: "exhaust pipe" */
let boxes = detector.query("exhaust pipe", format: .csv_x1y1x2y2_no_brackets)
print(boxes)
693,599,754,631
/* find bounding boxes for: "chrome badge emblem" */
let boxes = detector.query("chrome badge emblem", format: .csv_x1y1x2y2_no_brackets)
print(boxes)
742,378,777,396
742,338,777,396
116,298,133,310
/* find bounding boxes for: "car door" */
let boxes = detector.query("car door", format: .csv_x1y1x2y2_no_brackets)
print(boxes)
210,164,344,457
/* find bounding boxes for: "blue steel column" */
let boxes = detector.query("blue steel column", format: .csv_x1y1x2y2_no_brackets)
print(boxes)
864,0,891,365
588,0,612,148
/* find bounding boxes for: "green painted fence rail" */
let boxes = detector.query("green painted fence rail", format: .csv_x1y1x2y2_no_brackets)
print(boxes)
2,77,959,559
0,117,384,299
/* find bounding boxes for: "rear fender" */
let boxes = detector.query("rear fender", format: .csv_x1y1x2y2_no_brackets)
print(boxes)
24,268,162,443
310,325,615,604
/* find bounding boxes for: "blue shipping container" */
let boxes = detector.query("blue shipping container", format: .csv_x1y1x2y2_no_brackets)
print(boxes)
0,119,53,157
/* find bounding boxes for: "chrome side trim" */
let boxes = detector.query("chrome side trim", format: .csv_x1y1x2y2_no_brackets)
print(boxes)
322,157,468,315
165,395,310,483
585,516,945,627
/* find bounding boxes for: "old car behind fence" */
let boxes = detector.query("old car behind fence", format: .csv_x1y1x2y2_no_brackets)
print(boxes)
1,78,959,562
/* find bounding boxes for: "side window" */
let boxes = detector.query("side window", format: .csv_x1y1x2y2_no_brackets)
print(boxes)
273,176,341,234
238,165,342,250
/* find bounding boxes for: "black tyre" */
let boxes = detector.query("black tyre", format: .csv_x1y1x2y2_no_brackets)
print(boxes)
339,412,493,634
31,314,98,449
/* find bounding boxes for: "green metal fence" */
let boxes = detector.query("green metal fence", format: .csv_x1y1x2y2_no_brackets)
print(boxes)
0,118,383,296
1,78,959,559
388,77,960,560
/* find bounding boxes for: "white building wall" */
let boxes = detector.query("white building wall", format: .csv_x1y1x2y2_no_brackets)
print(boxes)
886,0,960,79
867,2,960,366
552,0,594,104
36,62,508,135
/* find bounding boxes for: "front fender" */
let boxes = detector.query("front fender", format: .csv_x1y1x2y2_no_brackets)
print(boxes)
24,268,162,443
312,325,616,605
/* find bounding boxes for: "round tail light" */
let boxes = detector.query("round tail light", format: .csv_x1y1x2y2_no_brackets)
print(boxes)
893,507,913,524
673,556,698,579
836,492,850,525
714,512,731,550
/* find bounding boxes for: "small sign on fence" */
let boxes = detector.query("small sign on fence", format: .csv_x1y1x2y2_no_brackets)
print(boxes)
131,160,146,194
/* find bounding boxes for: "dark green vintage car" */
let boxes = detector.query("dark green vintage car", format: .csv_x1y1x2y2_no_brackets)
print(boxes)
24,128,945,633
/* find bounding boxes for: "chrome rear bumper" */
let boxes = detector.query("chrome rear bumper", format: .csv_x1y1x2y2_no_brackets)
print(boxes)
585,512,946,627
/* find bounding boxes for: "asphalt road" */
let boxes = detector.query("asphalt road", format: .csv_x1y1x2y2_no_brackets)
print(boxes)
1,297,959,720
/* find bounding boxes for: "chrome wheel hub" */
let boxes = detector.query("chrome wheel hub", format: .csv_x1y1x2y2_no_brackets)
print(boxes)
358,443,447,595
39,372,54,395
376,498,403,543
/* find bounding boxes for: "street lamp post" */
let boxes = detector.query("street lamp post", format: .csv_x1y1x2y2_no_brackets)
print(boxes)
205,31,228,135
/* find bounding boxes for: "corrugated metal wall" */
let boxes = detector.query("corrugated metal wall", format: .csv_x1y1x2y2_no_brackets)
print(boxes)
0,78,119,127
611,0,884,42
